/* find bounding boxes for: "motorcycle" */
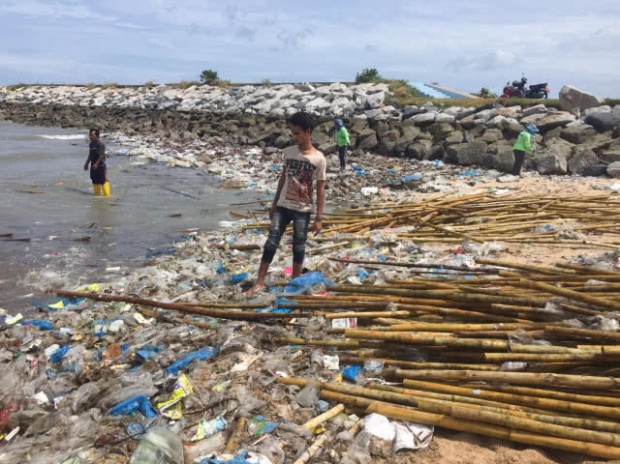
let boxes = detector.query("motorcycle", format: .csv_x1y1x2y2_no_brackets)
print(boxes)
500,76,550,99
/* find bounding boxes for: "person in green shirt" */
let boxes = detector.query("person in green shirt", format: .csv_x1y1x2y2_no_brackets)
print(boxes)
512,124,539,176
334,119,350,171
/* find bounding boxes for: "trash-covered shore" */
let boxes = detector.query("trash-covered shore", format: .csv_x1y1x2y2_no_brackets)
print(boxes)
4,136,620,463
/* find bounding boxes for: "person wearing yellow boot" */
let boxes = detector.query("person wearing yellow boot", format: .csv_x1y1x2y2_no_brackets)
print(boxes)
83,128,110,196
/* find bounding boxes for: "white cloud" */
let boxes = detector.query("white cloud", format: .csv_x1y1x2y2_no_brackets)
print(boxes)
0,0,618,95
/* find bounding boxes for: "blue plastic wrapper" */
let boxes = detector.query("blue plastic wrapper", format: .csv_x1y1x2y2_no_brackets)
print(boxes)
216,263,226,275
200,451,254,464
341,365,362,382
20,320,53,330
166,346,219,375
136,345,164,361
402,173,422,182
283,272,333,295
458,169,481,178
49,345,70,364
271,297,298,314
357,269,370,280
229,272,248,284
250,415,279,435
109,395,158,418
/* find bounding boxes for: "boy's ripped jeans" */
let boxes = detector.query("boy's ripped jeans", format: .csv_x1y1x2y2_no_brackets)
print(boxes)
261,207,311,264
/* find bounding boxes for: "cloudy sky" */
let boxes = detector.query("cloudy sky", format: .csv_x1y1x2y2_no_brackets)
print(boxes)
0,0,618,96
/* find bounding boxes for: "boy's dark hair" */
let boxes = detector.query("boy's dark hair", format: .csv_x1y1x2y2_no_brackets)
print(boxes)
288,112,315,133
89,128,100,138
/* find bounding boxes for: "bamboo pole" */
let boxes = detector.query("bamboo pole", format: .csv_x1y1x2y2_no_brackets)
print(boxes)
337,356,500,371
416,398,620,446
302,404,345,431
323,310,411,319
51,290,304,321
396,368,620,390
474,384,620,408
320,391,620,460
518,279,620,312
546,326,620,342
401,380,620,420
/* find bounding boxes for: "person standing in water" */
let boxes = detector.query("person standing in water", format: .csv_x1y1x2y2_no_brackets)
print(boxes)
247,111,326,296
83,128,110,196
334,118,350,171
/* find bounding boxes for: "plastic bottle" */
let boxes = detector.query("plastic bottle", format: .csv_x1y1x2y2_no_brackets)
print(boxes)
129,426,184,464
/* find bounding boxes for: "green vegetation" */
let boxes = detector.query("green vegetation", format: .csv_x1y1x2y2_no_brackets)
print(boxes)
143,80,156,89
215,79,232,88
6,83,37,90
355,68,381,83
261,79,272,85
354,68,422,105
101,82,118,90
472,87,498,99
178,80,201,89
200,69,220,85
384,80,422,106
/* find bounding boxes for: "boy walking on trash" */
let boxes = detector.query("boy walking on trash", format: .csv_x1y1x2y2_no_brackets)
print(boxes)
334,118,350,171
512,124,539,177
83,128,111,196
247,112,327,296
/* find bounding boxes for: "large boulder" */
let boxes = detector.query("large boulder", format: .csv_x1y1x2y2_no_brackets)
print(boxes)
520,113,548,125
568,147,599,175
356,129,378,151
535,146,568,175
376,130,400,156
435,113,456,123
583,164,608,177
429,144,447,161
446,141,488,165
402,105,425,119
481,128,504,143
521,104,548,118
445,131,465,144
535,112,577,131
600,150,620,164
586,109,620,132
458,113,478,130
410,112,436,125
406,140,432,160
501,119,524,139
428,123,454,143
559,85,605,112
493,148,516,173
560,124,598,144
607,161,620,178
364,92,385,110
496,106,521,118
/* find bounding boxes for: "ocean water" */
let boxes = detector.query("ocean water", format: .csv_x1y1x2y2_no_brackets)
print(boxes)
0,122,267,310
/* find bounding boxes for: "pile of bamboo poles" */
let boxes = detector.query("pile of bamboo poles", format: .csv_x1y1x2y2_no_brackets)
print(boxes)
274,258,620,460
245,192,620,249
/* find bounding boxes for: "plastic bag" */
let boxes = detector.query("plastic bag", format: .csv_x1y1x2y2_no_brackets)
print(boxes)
295,385,319,408
130,426,184,464
109,395,158,418
283,272,333,295
166,346,219,375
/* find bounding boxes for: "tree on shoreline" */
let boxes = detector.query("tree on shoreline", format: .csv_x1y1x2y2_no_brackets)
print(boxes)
355,68,381,83
200,70,220,85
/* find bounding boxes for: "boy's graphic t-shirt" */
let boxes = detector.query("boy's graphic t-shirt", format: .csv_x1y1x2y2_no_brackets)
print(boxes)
277,146,327,213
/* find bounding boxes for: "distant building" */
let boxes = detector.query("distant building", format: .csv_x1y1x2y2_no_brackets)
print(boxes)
408,82,475,99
